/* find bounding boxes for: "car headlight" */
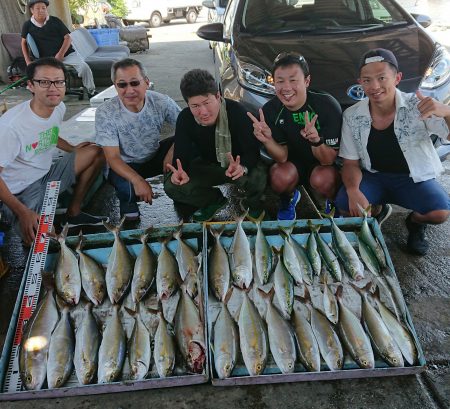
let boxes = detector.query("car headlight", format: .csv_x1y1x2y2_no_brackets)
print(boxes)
420,45,450,89
236,61,275,96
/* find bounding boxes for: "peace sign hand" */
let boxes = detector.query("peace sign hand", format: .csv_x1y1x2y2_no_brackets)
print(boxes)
247,109,273,144
166,159,190,186
300,111,320,143
225,153,245,180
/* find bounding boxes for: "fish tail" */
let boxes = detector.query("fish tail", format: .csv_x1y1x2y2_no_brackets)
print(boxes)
209,225,226,239
321,206,336,219
247,210,266,224
295,285,311,304
307,219,321,232
57,223,69,243
279,224,294,238
76,230,84,252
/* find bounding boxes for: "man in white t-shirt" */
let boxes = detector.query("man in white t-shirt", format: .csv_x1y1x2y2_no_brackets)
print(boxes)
0,57,107,245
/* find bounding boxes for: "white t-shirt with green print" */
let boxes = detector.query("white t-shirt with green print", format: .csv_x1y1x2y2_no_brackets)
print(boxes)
0,100,65,194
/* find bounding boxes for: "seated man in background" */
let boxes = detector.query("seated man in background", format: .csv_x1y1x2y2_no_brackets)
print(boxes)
21,0,97,97
336,48,450,255
164,69,266,222
249,52,342,220
95,58,181,220
0,58,107,246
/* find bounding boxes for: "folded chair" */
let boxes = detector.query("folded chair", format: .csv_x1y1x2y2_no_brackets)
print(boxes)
1,33,27,83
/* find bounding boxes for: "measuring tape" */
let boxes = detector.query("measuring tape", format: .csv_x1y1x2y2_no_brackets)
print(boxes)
3,180,60,393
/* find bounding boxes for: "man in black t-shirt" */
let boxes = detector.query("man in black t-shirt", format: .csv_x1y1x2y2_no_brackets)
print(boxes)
164,69,266,222
248,52,342,220
21,0,96,96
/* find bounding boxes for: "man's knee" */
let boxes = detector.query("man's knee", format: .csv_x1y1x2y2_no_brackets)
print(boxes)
310,166,340,197
420,209,450,224
269,162,298,192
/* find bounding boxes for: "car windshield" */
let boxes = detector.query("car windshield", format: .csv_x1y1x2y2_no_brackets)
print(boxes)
241,0,408,33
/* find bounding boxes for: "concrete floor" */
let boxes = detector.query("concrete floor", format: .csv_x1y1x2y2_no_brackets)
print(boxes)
0,7,450,408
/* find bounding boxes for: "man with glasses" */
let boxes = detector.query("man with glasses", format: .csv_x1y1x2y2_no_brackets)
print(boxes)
164,69,266,222
0,57,107,246
95,58,181,220
336,48,450,255
21,0,97,97
249,52,342,220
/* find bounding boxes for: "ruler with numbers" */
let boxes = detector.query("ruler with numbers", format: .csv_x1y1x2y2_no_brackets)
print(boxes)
2,180,60,393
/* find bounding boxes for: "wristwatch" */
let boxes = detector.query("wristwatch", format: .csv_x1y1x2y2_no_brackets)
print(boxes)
242,165,249,175
310,136,324,147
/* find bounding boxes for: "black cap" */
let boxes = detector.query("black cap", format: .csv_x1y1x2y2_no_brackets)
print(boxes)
359,48,398,71
28,0,49,7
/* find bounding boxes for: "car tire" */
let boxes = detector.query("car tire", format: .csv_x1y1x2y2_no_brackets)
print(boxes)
186,9,198,24
149,12,162,28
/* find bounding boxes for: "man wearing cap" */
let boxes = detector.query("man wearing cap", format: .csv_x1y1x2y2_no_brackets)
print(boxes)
248,52,342,220
336,48,450,255
21,0,97,97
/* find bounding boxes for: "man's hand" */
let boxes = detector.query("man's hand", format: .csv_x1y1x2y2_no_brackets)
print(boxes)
416,90,450,119
300,111,320,144
247,109,273,144
347,188,370,217
54,52,64,62
132,177,154,203
225,153,245,180
166,159,190,186
18,208,40,246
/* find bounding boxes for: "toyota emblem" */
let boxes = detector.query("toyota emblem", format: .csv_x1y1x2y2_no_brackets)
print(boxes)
347,84,366,101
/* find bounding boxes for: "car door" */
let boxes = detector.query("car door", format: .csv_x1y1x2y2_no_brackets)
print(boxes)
214,0,239,91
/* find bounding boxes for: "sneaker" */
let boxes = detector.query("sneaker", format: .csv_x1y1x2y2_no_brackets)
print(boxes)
405,212,429,256
277,189,301,221
192,197,227,222
375,204,392,226
64,212,109,228
120,201,140,221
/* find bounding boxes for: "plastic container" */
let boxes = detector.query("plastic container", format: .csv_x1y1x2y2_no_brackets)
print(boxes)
87,28,120,46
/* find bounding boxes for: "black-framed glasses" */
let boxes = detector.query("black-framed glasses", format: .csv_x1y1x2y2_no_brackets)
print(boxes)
32,79,66,88
116,79,145,89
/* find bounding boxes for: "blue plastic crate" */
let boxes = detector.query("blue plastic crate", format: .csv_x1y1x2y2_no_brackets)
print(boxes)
87,28,120,46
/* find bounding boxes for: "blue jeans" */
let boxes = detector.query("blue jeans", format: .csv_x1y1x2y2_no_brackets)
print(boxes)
108,137,173,203
335,170,450,215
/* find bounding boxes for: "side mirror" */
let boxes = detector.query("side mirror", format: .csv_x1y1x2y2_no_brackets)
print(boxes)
202,0,215,9
411,13,432,28
197,23,229,43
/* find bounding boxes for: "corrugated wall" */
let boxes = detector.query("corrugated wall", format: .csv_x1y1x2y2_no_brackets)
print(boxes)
0,0,72,83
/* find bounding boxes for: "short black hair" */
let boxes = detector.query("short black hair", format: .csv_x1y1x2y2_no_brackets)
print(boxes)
111,58,148,82
26,57,66,80
180,69,218,102
272,52,310,77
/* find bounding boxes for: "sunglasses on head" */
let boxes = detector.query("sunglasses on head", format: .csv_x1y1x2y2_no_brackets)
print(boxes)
273,52,306,64
116,79,145,89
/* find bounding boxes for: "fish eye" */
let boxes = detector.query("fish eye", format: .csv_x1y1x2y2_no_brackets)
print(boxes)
224,364,230,370
256,363,262,371
26,374,32,383
288,362,294,369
